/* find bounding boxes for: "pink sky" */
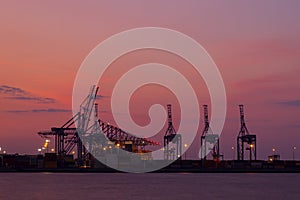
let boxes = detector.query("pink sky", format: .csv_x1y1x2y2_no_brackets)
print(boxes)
1,0,300,159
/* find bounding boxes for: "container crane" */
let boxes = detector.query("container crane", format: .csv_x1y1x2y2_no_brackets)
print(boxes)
200,105,220,161
237,105,257,161
163,104,182,160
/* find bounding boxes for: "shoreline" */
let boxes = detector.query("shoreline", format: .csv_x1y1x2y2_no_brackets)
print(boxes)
1,167,300,173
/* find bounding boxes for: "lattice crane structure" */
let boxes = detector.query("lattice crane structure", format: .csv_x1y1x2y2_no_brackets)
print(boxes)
236,105,257,161
163,104,182,160
200,105,221,161
38,85,158,167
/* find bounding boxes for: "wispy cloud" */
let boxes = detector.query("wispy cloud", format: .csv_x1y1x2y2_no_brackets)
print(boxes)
5,110,29,113
96,94,110,100
278,100,300,107
5,108,71,113
0,85,55,103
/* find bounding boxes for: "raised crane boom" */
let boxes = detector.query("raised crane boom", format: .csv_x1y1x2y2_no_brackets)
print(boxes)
163,104,182,160
237,105,257,161
200,105,220,161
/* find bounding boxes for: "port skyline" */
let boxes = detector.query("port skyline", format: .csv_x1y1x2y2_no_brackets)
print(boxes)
1,1,300,161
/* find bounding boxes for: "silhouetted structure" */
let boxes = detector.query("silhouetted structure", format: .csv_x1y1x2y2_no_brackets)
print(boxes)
237,105,257,161
164,104,182,160
200,105,221,161
38,85,158,167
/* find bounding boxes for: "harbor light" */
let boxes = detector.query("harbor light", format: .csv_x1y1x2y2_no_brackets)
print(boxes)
183,144,188,160
231,146,235,160
293,146,296,160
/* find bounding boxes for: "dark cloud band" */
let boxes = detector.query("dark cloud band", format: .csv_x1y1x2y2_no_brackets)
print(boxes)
0,85,56,104
5,108,71,113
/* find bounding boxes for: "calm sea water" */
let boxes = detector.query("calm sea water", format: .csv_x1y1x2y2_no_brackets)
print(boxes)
0,173,299,200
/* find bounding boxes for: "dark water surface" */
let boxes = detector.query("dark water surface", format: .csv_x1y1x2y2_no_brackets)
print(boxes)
0,173,299,200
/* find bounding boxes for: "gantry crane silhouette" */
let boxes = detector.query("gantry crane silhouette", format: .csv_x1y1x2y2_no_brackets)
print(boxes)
200,105,221,161
237,105,257,161
38,85,158,167
163,104,182,160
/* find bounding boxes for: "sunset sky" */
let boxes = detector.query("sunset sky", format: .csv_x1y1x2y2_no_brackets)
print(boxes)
1,0,300,160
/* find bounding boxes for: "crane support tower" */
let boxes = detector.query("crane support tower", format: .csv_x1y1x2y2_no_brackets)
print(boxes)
38,86,99,165
163,104,182,160
200,105,221,161
237,105,257,161
38,85,159,167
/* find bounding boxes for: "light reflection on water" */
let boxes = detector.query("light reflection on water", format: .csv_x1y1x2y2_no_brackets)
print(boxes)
0,173,299,200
